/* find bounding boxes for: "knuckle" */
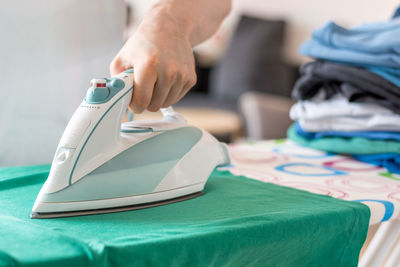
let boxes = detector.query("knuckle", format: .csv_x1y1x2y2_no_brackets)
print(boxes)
134,94,151,108
189,73,197,87
166,64,180,83
109,58,120,72
145,53,160,67
181,68,190,81
147,105,160,112
181,73,189,82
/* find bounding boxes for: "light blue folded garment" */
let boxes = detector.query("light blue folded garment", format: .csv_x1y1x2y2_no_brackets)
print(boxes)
367,66,400,87
300,19,400,68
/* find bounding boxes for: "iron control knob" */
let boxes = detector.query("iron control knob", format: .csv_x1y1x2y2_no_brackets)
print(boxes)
85,78,110,104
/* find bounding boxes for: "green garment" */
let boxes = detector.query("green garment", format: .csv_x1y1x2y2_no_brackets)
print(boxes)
288,124,400,154
0,164,369,267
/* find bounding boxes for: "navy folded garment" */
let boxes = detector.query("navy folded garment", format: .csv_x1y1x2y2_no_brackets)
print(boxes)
392,6,400,18
354,153,400,174
300,18,400,68
294,122,400,141
291,61,400,113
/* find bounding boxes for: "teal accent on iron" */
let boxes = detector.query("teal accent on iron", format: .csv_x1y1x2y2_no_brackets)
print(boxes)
85,78,127,104
123,68,134,73
85,87,110,103
42,127,202,202
110,78,125,90
120,127,153,133
68,86,133,185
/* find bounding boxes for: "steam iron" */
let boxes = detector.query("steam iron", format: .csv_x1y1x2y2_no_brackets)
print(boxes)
31,68,230,219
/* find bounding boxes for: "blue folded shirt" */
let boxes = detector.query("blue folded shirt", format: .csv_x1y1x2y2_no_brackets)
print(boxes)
300,18,400,68
354,153,400,174
294,121,400,141
294,122,400,174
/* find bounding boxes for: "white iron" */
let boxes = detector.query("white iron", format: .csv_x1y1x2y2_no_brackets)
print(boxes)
31,68,230,218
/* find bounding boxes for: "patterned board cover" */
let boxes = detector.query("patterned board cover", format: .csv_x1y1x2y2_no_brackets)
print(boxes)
220,139,400,225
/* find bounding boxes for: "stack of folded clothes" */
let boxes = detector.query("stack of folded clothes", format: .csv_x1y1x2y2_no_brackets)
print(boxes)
288,8,400,174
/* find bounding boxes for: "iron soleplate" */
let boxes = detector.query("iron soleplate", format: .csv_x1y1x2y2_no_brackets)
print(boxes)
31,191,204,219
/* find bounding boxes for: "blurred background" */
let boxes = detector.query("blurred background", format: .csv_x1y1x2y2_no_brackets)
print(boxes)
127,0,399,142
1,0,399,166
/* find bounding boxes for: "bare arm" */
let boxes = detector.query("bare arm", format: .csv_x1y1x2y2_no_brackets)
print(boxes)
110,0,231,113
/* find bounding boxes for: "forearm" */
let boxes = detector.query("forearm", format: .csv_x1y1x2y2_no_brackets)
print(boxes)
143,0,231,47
110,0,231,112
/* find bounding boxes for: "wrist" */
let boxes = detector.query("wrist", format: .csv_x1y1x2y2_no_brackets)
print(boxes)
145,2,195,45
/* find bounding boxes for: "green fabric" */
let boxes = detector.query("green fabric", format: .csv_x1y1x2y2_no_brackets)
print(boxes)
0,164,370,267
288,124,400,154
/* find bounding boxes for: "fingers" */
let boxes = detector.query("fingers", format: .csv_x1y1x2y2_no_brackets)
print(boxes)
110,37,197,113
109,56,125,77
177,70,197,101
162,82,182,108
163,67,196,107
110,57,197,113
131,61,157,113
148,63,181,111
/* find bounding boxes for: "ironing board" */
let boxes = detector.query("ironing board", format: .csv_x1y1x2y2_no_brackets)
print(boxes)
0,154,369,266
224,139,400,267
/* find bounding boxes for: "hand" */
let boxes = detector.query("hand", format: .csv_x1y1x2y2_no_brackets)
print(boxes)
110,6,197,113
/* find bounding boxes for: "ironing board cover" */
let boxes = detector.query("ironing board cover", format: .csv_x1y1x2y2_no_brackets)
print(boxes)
0,163,368,266
224,139,400,225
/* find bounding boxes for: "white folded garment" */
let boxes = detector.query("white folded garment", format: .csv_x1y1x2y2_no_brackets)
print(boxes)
298,115,400,132
291,94,400,132
290,94,394,120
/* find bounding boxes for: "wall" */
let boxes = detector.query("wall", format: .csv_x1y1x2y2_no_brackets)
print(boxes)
231,0,399,63
127,0,399,64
